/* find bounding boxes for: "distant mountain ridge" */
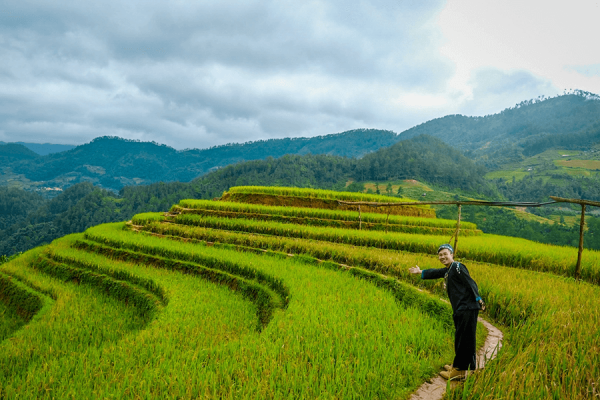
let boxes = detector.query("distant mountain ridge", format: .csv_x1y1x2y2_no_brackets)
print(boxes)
2,129,400,191
0,134,489,256
399,91,600,166
2,91,600,192
0,142,76,155
0,143,39,163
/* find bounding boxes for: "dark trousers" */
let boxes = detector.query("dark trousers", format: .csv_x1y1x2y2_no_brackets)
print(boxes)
452,309,479,371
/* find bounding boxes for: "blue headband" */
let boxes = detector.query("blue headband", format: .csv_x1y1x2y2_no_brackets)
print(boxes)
438,244,454,254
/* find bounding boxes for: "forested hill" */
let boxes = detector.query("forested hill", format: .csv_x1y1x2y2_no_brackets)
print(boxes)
4,92,600,192
192,134,492,196
3,129,400,191
399,91,600,166
0,134,491,256
16,142,76,156
0,143,39,164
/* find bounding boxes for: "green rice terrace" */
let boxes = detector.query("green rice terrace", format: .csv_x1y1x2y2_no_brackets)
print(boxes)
1,186,599,399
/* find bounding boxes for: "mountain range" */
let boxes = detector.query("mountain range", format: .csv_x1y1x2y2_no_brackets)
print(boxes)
0,142,76,156
2,91,600,257
1,129,399,192
1,91,600,193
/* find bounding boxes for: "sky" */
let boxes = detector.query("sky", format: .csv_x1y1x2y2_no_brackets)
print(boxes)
1,0,599,150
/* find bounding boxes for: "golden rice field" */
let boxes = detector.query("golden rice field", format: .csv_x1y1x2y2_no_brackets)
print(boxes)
1,186,600,399
557,159,600,170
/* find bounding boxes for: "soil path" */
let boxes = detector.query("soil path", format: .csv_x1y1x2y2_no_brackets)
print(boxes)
408,317,503,400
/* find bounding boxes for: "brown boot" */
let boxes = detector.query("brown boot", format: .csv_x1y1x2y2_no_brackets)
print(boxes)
440,368,466,380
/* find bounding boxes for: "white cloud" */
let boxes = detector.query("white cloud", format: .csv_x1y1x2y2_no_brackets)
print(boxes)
437,0,600,109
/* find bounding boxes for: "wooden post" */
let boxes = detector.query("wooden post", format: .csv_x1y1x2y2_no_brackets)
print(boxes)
358,205,362,230
576,204,586,280
454,204,462,256
386,207,390,233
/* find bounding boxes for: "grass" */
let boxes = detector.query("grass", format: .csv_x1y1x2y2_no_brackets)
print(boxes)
4,183,600,399
136,210,600,399
145,211,600,284
133,207,600,399
171,199,480,236
225,185,423,203
509,207,555,224
223,185,436,218
176,199,475,229
0,300,24,343
557,159,600,170
485,148,600,182
0,223,454,399
484,170,529,182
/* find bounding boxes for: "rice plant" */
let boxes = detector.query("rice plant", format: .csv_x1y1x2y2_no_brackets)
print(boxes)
3,184,600,399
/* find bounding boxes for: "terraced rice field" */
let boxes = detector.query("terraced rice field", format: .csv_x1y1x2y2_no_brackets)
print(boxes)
1,186,600,399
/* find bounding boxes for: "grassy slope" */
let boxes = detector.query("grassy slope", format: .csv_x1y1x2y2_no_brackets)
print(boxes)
130,204,600,399
484,147,600,183
0,223,452,399
3,187,600,398
362,178,562,226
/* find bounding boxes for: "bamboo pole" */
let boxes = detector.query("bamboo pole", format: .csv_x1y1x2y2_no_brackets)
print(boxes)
385,207,390,233
550,196,600,208
576,204,586,281
454,204,462,256
358,205,362,230
336,195,600,280
547,197,600,281
337,199,556,207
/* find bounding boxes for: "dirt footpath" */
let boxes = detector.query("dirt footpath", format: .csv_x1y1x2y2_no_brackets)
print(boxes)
409,317,503,400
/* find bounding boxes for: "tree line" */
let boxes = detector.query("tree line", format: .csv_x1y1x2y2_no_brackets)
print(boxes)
2,133,600,256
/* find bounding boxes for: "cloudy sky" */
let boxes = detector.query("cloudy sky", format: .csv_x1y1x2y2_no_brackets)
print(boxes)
1,0,599,150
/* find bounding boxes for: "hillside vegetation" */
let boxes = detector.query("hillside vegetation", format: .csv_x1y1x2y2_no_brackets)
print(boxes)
2,92,599,194
0,136,492,257
3,92,600,258
1,129,400,191
1,186,600,399
400,91,600,166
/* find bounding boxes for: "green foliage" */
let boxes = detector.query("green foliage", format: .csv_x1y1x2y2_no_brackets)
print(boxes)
131,197,600,399
495,173,600,202
177,199,474,229
5,180,600,397
226,185,420,203
0,271,43,322
344,181,365,192
155,209,600,285
437,205,600,250
357,135,494,196
33,256,162,320
0,224,452,398
521,121,600,156
6,130,401,190
171,200,479,237
401,92,600,166
0,187,45,231
0,143,39,165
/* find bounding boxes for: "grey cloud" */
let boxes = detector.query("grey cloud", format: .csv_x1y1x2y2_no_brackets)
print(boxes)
0,0,459,149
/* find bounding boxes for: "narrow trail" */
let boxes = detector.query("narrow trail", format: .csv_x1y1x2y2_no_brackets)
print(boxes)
409,317,503,400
